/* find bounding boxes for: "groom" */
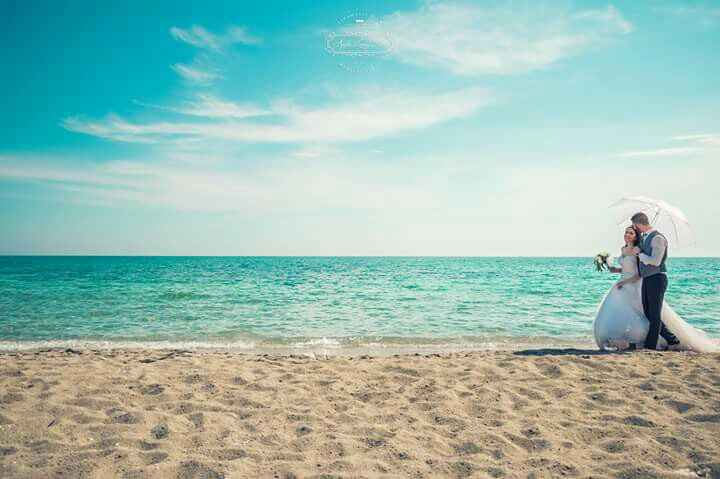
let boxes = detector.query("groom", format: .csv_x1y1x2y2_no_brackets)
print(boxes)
630,212,681,350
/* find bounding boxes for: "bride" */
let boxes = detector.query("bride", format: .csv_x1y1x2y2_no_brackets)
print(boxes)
593,226,718,352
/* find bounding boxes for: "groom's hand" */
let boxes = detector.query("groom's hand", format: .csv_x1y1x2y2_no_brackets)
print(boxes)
631,247,641,255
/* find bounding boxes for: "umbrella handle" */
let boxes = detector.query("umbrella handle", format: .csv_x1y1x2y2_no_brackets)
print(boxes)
651,207,660,225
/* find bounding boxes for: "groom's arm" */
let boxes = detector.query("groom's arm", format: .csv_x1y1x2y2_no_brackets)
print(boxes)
638,236,667,266
616,273,640,288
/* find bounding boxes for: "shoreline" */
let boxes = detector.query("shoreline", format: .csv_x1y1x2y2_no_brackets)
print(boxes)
1,348,719,478
0,337,596,358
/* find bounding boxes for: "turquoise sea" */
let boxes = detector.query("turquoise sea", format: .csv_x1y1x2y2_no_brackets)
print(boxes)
1,257,718,354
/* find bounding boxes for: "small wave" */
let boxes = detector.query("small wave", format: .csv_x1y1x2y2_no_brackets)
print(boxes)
0,339,257,352
288,337,343,348
158,291,213,301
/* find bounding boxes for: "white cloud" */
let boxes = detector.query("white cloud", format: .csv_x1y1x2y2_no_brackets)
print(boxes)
617,134,720,158
171,63,222,83
137,94,270,119
0,154,436,214
176,94,268,118
225,26,262,45
617,147,702,159
62,115,160,144
672,134,720,146
575,5,633,34
168,25,260,86
170,25,261,50
291,144,341,159
339,1,632,76
170,25,221,50
62,86,493,144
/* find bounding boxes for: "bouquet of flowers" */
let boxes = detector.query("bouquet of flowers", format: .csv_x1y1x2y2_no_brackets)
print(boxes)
594,252,612,272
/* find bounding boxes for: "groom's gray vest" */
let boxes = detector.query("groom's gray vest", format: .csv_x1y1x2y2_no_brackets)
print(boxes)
638,230,668,278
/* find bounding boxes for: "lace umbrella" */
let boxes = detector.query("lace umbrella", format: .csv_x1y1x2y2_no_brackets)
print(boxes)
609,195,695,247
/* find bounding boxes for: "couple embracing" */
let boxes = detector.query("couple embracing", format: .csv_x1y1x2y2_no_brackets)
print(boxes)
593,212,717,352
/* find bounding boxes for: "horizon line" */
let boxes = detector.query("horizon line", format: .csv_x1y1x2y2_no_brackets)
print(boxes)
1,254,719,259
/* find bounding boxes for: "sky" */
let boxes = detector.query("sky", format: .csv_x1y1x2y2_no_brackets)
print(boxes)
1,0,719,256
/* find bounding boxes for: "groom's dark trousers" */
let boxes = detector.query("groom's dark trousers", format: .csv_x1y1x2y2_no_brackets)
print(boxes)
642,273,679,349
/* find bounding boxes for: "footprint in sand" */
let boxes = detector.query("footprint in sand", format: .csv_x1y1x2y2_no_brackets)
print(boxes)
453,441,481,455
664,400,695,413
687,414,720,423
188,412,204,429
150,423,169,439
177,460,224,479
602,439,625,453
142,451,168,465
140,384,165,395
106,408,142,424
620,415,655,427
137,440,159,451
210,449,247,461
0,392,24,404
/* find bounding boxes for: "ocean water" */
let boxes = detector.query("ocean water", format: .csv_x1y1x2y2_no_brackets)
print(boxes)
0,256,718,354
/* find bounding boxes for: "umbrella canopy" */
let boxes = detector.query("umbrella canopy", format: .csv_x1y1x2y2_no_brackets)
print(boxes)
609,196,694,247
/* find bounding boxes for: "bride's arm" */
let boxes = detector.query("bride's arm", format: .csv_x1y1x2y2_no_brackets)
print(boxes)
608,250,626,274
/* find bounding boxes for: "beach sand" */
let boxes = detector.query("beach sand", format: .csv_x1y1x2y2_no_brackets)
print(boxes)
0,349,719,478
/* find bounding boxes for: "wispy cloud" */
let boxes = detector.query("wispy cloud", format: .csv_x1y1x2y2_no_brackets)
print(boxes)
339,2,632,76
3,151,716,256
168,25,260,85
170,24,261,50
575,5,634,34
171,25,221,50
291,144,341,159
171,63,222,84
672,133,720,146
62,86,493,144
617,147,702,159
136,94,270,119
224,26,262,46
617,134,720,158
62,115,159,144
0,154,436,214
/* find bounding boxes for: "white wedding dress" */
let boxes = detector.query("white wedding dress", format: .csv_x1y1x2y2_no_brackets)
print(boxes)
593,253,718,352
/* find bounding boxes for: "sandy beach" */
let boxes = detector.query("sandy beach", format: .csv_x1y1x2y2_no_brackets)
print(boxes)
0,348,719,479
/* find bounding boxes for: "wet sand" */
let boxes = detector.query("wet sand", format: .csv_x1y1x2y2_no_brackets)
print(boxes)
0,348,719,478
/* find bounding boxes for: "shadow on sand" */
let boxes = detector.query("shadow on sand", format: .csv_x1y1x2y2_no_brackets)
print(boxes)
513,348,620,357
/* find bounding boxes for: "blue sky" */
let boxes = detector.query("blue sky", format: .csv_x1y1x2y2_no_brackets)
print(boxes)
1,0,719,255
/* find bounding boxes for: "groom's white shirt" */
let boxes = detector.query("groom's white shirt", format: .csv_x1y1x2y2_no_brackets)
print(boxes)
638,228,667,267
